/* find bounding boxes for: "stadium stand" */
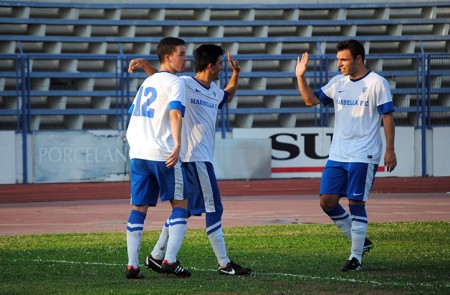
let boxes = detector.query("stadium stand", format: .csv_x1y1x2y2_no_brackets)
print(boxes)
0,1,449,130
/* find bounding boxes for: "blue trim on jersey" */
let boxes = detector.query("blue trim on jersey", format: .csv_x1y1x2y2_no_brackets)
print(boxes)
349,70,371,82
218,92,229,109
378,101,395,115
192,77,210,90
169,101,186,117
314,89,332,106
128,104,134,114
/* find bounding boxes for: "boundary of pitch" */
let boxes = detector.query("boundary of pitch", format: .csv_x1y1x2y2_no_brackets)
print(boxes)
5,258,447,289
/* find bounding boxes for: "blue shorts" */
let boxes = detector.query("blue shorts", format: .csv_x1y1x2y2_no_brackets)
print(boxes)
129,158,185,206
182,161,223,216
319,160,378,201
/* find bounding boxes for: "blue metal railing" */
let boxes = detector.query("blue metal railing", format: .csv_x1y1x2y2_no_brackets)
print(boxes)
1,51,450,181
18,42,28,183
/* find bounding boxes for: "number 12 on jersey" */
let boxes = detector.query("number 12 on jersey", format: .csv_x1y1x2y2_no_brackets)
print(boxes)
129,86,157,118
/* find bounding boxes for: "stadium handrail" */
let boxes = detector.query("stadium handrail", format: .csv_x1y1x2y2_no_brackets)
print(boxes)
1,17,449,27
2,35,449,43
1,1,450,9
1,52,448,126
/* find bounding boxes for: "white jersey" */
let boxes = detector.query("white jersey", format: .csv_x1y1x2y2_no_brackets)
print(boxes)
179,76,227,162
317,71,394,164
126,71,186,161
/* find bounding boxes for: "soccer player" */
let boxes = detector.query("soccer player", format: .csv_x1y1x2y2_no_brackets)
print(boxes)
125,37,191,279
295,39,397,272
128,44,252,276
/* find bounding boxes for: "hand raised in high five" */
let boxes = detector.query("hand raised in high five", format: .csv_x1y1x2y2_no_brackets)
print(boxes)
228,52,240,74
295,52,309,78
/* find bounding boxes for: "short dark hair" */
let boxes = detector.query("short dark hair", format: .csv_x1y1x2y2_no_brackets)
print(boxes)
156,37,185,63
336,39,365,62
194,44,225,72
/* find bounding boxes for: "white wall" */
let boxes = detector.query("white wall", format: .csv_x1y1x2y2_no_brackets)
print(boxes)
213,138,272,180
233,127,416,178
1,127,449,183
0,131,16,184
432,127,450,176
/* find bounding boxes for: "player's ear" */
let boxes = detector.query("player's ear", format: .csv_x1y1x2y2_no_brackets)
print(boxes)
356,55,363,63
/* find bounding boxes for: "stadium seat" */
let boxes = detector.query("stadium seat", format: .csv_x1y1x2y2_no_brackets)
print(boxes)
0,2,449,130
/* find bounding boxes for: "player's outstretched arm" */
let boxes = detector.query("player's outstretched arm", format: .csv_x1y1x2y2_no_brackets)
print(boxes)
128,58,158,76
224,53,240,102
295,52,320,106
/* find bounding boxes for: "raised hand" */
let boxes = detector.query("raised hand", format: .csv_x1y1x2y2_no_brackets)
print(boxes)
228,53,241,74
295,52,309,78
128,58,148,74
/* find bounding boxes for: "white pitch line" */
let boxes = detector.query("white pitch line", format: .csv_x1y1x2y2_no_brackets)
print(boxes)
6,258,449,289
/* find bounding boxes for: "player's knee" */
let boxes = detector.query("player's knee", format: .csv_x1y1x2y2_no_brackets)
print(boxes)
320,195,339,212
319,199,329,211
171,199,188,210
131,205,149,213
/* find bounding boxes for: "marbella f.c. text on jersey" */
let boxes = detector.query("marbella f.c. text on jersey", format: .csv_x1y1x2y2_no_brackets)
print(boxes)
180,76,228,163
317,71,394,164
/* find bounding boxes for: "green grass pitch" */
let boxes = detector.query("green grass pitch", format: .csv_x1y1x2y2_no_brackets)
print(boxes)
0,222,449,294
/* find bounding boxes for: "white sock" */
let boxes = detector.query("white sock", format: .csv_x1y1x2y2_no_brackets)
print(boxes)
350,220,368,262
348,204,368,262
164,208,188,263
151,219,169,260
127,230,143,268
126,210,146,268
325,204,352,240
334,216,352,240
207,222,230,267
